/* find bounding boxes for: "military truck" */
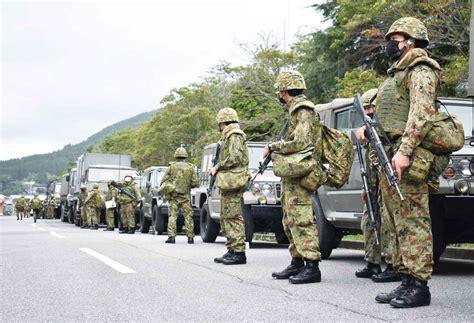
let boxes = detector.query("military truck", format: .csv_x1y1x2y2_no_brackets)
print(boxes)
138,166,167,233
313,96,474,262
195,142,288,244
69,153,138,227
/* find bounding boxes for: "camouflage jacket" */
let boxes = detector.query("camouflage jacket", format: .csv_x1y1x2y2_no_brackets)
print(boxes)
106,186,117,201
162,161,199,195
116,182,141,204
79,190,88,207
85,189,102,207
216,123,249,172
15,197,26,209
29,197,42,210
377,48,441,156
272,94,318,154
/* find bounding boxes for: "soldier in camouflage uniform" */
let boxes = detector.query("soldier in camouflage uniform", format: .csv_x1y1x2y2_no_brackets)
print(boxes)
78,185,89,228
104,181,117,231
356,17,439,308
46,195,56,219
355,89,401,283
84,183,104,230
15,195,26,220
210,108,249,265
161,147,199,244
266,71,322,284
29,194,42,223
116,174,141,234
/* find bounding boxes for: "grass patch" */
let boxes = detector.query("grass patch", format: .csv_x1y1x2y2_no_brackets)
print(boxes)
448,243,474,249
343,234,364,241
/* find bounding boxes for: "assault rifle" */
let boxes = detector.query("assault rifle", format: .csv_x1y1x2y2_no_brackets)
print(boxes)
353,94,404,201
208,142,221,195
110,182,136,201
355,141,380,245
252,119,289,181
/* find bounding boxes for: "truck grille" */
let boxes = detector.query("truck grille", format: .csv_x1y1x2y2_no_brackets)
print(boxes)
275,183,281,199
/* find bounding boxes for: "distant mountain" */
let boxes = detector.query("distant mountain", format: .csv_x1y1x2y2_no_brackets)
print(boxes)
0,110,155,183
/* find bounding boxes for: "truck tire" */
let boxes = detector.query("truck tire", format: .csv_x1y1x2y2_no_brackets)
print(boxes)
155,205,166,235
200,203,219,243
68,207,74,224
241,203,254,243
313,195,337,259
60,205,67,222
140,208,150,233
430,195,446,265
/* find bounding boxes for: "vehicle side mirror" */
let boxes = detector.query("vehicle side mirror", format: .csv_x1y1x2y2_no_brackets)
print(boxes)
66,175,70,182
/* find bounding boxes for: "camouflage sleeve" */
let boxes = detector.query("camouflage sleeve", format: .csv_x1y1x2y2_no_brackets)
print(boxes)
272,108,315,154
85,192,93,204
161,167,172,184
217,134,246,171
398,65,438,156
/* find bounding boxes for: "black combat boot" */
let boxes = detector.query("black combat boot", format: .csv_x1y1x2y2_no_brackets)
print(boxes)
165,237,175,244
17,217,19,220
390,277,431,308
222,252,246,265
103,228,114,231
214,250,233,263
188,237,194,244
375,274,412,303
272,257,305,279
372,264,402,282
355,262,382,278
289,260,321,284
90,224,98,230
119,228,129,234
128,228,135,234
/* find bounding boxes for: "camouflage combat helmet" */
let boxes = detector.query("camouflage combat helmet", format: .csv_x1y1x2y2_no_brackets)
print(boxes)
80,184,86,190
361,88,378,107
174,147,188,158
274,70,307,92
124,173,134,182
385,17,429,46
216,107,239,123
92,183,99,189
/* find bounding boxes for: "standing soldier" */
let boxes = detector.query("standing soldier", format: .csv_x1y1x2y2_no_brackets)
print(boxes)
104,181,117,231
78,184,89,229
356,17,440,308
117,174,141,235
29,194,42,223
84,183,104,230
210,107,250,265
46,195,56,219
160,147,199,244
355,89,400,283
15,195,26,220
266,70,322,284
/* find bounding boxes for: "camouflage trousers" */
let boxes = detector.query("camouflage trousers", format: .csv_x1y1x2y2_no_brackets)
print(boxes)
32,209,40,222
87,206,99,225
220,190,245,252
167,194,194,238
16,209,25,219
121,202,135,230
47,206,55,219
282,178,321,261
379,172,433,281
80,206,88,227
106,207,115,229
361,205,390,265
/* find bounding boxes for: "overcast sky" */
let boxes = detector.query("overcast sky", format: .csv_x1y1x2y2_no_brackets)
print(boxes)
1,0,327,161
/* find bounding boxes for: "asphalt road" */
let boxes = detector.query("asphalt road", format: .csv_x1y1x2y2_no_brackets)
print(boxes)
1,216,473,322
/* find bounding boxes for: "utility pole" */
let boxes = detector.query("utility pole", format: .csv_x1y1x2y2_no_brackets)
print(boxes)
468,1,474,97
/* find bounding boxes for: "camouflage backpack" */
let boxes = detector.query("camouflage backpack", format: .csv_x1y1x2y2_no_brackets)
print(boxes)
96,192,105,208
319,125,355,189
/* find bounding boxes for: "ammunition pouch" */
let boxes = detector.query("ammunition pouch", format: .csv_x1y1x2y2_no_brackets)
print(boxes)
271,148,315,178
216,169,251,192
404,146,434,184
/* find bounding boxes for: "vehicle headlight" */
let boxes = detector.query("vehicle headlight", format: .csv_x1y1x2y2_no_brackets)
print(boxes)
251,183,261,195
261,183,273,196
459,159,471,177
454,180,470,194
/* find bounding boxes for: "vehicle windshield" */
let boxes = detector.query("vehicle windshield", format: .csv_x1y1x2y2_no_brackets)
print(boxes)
54,184,61,194
248,146,270,170
87,168,138,182
156,171,165,186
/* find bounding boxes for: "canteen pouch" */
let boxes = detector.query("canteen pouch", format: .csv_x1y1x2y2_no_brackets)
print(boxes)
216,169,251,192
403,146,434,183
300,161,326,192
271,148,315,178
421,112,464,154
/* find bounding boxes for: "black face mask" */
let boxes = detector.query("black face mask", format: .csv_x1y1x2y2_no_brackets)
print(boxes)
278,96,287,104
386,40,402,61
367,112,374,119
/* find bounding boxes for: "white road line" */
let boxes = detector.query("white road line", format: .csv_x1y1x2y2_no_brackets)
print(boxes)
50,231,66,239
37,227,46,231
79,248,136,274
30,224,36,227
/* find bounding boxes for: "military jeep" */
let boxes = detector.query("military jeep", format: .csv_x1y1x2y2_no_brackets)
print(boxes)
194,142,288,244
314,96,474,262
